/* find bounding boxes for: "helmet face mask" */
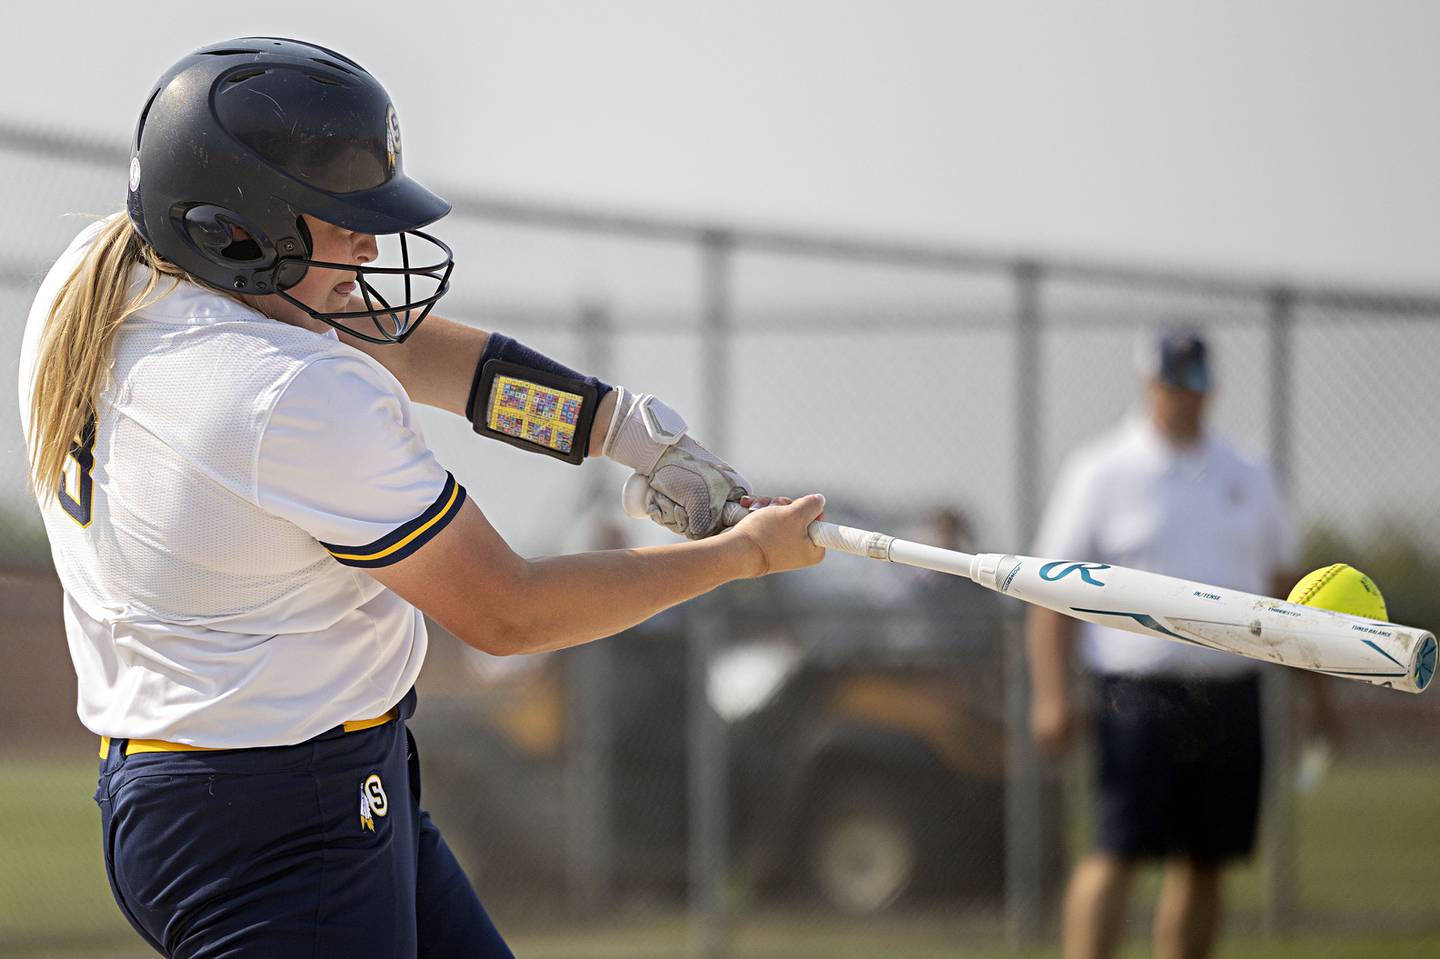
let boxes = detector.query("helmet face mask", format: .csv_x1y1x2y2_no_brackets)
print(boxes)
128,37,454,343
273,227,455,344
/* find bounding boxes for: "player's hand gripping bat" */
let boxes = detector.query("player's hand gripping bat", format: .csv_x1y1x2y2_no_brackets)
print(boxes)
622,476,1436,694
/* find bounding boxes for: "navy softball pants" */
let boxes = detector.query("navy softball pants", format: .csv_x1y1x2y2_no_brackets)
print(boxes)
94,693,514,958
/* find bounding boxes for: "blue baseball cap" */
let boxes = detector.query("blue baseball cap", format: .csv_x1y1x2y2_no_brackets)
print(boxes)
1137,329,1211,392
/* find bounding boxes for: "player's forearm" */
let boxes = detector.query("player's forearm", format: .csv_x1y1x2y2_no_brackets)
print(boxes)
487,535,761,655
1026,608,1076,704
344,316,618,454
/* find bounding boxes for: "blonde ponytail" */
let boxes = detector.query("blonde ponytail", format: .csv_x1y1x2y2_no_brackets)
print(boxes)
27,216,190,500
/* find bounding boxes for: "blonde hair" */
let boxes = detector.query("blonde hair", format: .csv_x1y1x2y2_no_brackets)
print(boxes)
27,215,190,500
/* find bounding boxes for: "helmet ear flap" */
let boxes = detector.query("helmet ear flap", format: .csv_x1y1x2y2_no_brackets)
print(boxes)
179,205,274,270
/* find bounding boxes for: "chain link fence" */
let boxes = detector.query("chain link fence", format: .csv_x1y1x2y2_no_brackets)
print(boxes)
3,122,1440,957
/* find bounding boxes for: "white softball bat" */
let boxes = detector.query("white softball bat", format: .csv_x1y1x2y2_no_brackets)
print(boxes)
621,474,1436,694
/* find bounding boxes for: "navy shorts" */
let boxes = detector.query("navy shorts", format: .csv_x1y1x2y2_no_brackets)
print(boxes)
94,691,514,958
1092,674,1263,862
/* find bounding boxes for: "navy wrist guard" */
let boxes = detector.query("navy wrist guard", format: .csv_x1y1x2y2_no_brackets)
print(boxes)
465,333,613,465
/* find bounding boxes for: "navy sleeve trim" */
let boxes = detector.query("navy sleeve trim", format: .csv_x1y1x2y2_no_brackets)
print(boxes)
321,473,466,568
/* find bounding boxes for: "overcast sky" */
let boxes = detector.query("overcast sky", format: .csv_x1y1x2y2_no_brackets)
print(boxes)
8,0,1439,290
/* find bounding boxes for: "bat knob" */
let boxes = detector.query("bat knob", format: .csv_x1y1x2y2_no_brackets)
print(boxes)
621,473,652,520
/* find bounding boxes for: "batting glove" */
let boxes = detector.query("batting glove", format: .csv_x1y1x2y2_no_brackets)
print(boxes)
603,388,750,539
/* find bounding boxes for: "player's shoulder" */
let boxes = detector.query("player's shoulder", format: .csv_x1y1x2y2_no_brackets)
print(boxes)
114,261,397,401
113,288,366,413
101,263,403,451
265,343,408,430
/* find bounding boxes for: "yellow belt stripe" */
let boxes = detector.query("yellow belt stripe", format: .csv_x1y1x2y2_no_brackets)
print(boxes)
98,708,399,758
342,711,399,733
327,482,460,562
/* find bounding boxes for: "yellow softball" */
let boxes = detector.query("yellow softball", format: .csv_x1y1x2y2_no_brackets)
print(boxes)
1286,563,1388,621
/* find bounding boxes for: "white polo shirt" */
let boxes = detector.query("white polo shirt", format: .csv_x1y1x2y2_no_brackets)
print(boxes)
18,218,465,747
1033,414,1297,680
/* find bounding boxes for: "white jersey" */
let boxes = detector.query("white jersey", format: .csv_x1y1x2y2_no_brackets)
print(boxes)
1034,415,1298,680
18,218,466,747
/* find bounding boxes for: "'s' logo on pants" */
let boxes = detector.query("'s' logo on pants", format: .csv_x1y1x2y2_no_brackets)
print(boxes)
360,773,389,832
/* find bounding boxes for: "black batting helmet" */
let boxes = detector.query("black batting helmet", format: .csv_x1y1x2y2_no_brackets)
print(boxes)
126,37,453,343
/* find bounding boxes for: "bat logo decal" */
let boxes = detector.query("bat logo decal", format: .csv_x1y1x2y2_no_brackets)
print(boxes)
1039,561,1111,587
1361,639,1405,670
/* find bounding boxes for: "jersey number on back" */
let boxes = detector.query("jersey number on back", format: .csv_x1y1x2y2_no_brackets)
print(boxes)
58,418,96,528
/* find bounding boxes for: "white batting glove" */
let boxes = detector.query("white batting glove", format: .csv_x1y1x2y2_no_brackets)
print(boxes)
603,388,750,539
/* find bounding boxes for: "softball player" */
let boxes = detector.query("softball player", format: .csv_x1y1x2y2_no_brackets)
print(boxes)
19,38,824,958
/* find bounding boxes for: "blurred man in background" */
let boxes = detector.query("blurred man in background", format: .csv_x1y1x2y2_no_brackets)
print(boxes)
1026,330,1305,959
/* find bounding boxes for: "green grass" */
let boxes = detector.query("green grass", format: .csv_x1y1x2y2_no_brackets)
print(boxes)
3,756,1437,958
502,914,1440,959
1292,762,1439,914
0,757,134,953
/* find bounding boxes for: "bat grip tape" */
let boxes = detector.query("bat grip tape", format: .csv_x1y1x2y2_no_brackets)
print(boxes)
808,521,894,560
719,503,894,560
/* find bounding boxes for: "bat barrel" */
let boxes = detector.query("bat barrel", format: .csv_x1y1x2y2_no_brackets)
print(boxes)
984,553,1436,695
1411,633,1437,692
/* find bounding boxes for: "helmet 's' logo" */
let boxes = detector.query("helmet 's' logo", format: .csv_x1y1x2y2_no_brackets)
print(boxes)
385,105,401,171
129,157,141,193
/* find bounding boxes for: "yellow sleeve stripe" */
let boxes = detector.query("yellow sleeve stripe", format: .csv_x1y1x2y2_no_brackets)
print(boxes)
326,481,457,561
322,474,466,568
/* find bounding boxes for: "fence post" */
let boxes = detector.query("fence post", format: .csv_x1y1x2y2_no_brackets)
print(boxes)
689,230,734,959
1005,260,1046,947
1262,287,1299,934
565,303,616,915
